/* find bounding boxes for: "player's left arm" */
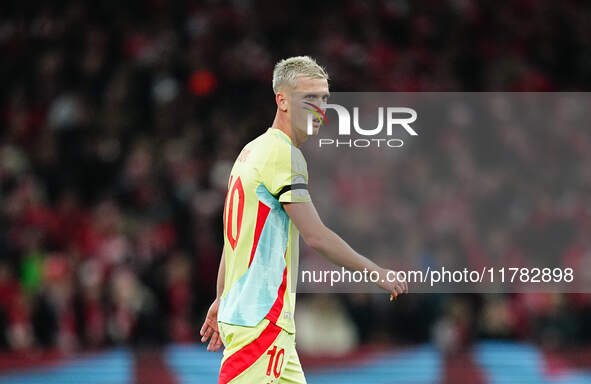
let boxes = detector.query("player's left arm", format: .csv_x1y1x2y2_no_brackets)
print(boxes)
263,140,406,297
283,200,408,298
200,248,225,352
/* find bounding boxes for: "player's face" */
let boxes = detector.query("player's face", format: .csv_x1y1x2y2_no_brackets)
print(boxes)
290,77,329,137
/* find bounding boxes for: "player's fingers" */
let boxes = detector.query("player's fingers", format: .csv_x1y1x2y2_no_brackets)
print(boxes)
210,332,222,352
207,331,218,351
200,319,213,336
215,335,223,351
207,332,217,352
201,326,213,342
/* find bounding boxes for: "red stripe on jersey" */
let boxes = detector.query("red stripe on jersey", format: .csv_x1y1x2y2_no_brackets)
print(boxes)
248,201,271,268
226,177,244,250
218,322,282,384
265,257,288,324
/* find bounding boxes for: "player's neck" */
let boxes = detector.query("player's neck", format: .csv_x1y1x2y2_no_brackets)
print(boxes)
271,111,306,148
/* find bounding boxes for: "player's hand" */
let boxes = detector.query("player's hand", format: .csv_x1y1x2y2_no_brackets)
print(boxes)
200,298,223,352
376,268,408,301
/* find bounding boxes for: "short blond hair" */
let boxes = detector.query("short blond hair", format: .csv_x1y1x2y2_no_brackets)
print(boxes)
272,56,329,94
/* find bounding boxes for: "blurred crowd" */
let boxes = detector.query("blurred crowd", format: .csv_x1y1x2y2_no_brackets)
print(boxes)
297,93,591,355
1,0,591,354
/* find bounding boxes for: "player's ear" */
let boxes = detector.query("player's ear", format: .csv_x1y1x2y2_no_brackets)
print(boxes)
276,92,288,112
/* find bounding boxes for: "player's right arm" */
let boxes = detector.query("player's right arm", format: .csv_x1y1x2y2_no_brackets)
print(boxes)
200,248,225,352
216,247,226,299
283,201,408,298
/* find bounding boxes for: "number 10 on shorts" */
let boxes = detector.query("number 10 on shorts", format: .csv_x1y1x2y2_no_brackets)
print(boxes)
266,346,285,378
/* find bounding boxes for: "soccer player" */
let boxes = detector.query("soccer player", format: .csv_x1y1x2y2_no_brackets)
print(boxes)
200,56,408,383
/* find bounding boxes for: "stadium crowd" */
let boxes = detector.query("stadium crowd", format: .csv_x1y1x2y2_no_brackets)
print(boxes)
1,0,590,354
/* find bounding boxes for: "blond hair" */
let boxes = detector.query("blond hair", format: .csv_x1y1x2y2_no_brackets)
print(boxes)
272,56,329,94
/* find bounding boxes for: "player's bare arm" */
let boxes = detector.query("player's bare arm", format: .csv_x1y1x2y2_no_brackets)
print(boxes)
283,201,408,298
199,249,225,352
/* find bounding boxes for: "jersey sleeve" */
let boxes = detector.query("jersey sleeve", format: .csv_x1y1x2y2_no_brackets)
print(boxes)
263,143,311,203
